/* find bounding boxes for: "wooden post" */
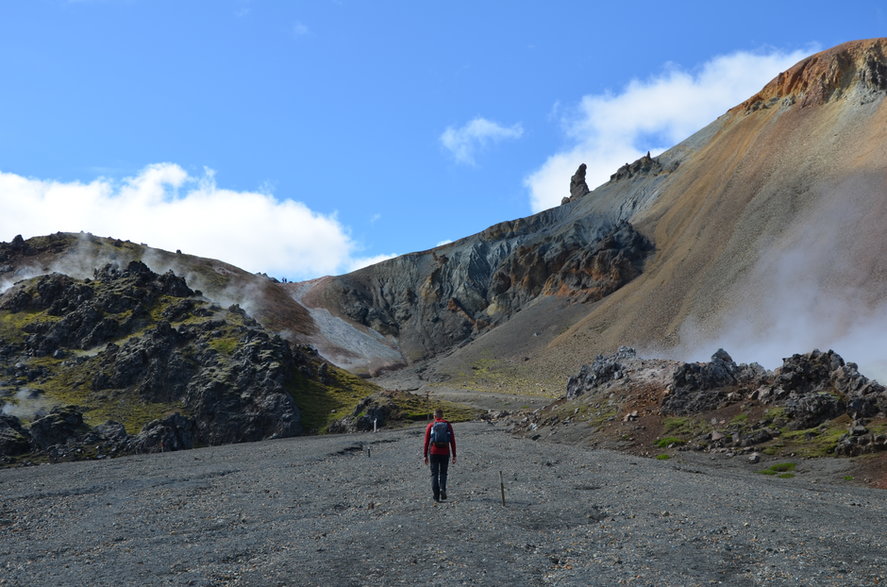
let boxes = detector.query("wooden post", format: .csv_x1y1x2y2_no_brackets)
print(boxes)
499,471,506,507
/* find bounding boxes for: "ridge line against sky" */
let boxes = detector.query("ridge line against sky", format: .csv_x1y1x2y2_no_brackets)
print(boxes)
0,1,883,280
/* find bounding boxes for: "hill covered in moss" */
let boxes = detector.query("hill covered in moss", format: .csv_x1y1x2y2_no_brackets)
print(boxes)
0,260,464,465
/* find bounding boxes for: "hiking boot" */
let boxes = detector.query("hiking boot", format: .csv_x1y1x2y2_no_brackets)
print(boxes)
440,491,447,501
433,494,440,502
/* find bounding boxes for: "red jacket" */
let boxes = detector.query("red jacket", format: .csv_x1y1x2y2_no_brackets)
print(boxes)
423,418,456,458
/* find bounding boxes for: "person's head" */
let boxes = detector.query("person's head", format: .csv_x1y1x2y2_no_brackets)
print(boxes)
434,408,443,419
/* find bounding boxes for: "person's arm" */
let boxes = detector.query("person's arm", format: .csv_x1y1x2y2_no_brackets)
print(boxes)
448,422,456,463
423,423,431,463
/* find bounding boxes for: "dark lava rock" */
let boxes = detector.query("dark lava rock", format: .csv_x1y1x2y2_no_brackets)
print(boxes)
3,261,197,357
29,405,90,449
773,349,845,396
86,420,129,445
91,321,192,402
0,414,32,456
567,346,636,399
835,430,887,456
770,350,887,428
0,260,318,464
664,349,767,414
783,392,846,430
128,413,196,453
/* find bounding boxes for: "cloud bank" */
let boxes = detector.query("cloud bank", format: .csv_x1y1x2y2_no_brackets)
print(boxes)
525,47,814,212
440,117,524,165
0,163,380,280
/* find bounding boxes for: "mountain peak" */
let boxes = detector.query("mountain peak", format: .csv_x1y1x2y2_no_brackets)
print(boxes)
737,38,887,111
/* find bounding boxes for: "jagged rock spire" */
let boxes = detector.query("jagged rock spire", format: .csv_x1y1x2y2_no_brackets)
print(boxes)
563,163,591,204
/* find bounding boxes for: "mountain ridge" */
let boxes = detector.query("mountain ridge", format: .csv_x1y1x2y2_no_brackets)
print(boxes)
3,39,887,465
737,38,887,110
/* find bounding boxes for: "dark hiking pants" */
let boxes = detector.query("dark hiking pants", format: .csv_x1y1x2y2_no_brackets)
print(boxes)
429,453,449,499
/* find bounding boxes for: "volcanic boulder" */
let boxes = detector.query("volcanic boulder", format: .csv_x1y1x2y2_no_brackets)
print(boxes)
566,346,636,398
127,413,197,453
0,415,32,456
29,405,90,450
664,349,768,414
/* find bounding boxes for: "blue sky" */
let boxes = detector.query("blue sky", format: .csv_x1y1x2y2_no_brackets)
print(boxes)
0,1,884,280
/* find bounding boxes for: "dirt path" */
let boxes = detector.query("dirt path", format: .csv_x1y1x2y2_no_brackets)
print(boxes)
1,422,885,586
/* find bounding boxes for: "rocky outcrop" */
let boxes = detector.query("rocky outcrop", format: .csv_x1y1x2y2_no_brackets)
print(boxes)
663,349,887,429
0,408,197,463
610,152,666,182
0,262,324,463
127,413,196,454
563,163,592,204
738,38,887,111
566,346,636,398
664,349,768,414
314,218,653,365
761,350,887,426
834,420,887,456
29,405,90,449
0,415,32,456
519,347,887,458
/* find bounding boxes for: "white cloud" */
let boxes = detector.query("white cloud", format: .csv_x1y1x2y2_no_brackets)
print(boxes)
0,163,358,280
525,47,815,212
347,253,398,273
292,21,310,37
440,117,524,165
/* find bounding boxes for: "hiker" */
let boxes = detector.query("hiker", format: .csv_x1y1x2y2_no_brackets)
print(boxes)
423,408,456,502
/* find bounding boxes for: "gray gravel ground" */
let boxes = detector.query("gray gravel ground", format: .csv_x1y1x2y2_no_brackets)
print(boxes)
1,421,886,586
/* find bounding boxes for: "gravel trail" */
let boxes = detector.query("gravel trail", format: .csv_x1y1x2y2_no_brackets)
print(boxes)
1,422,885,586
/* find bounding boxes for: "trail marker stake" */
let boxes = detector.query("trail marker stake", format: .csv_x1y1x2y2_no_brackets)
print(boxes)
499,471,506,507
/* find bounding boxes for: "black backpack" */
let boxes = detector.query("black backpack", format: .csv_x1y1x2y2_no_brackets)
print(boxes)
430,421,450,447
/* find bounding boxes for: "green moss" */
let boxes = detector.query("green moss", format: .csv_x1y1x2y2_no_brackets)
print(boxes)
290,367,381,433
778,420,849,457
382,391,477,426
655,454,671,460
208,337,238,356
40,373,185,433
758,462,797,476
7,349,185,433
763,407,788,426
0,310,61,344
663,416,689,432
290,365,477,434
655,436,685,448
661,416,707,441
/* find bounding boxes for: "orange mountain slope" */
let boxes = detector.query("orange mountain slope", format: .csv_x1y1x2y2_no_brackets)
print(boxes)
541,38,887,381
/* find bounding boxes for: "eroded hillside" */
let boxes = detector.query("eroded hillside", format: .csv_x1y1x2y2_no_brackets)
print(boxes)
0,259,467,465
